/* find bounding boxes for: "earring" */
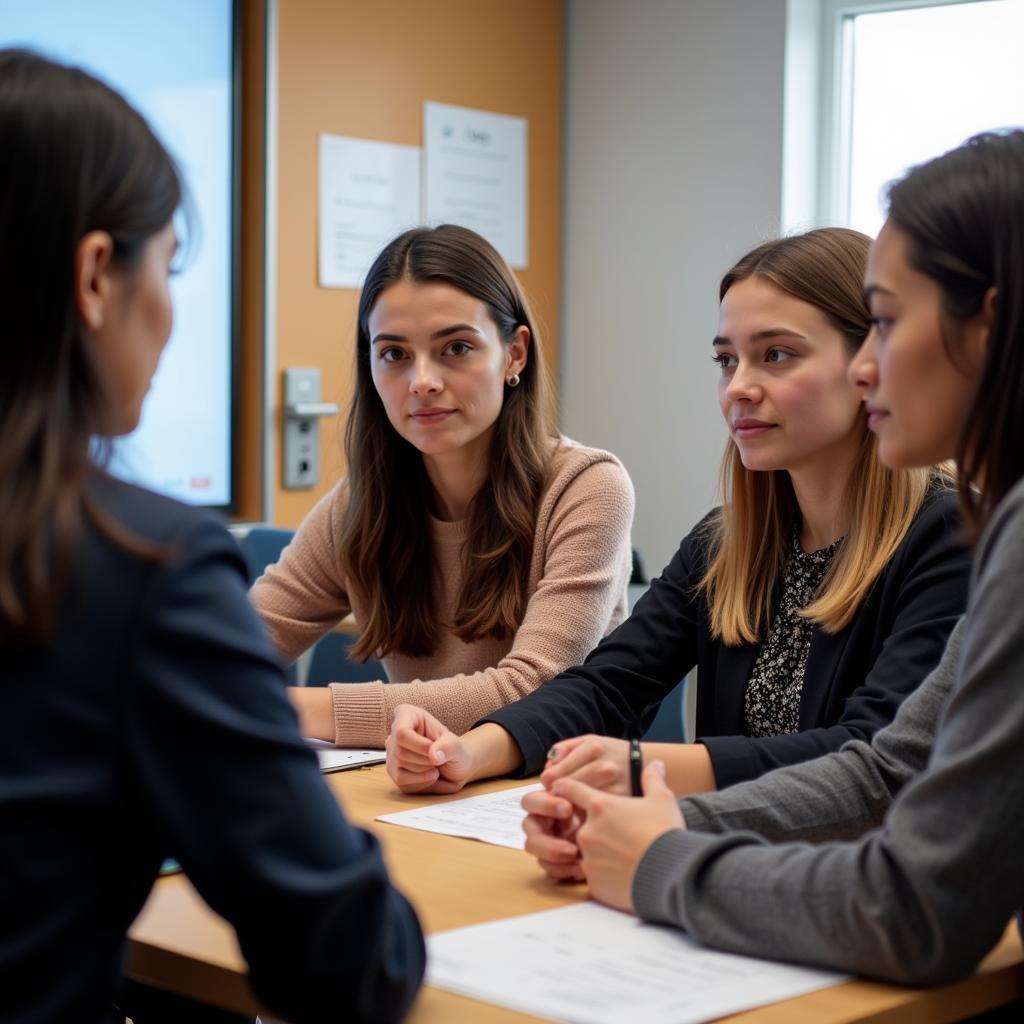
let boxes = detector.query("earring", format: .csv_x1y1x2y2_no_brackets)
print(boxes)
506,373,521,388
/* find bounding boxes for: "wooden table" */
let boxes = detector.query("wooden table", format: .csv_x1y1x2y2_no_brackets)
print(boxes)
127,766,1024,1023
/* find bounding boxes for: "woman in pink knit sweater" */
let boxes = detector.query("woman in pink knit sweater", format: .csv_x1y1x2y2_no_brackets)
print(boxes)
250,225,635,747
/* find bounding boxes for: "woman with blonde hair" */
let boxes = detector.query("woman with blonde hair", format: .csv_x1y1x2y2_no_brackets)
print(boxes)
530,130,1024,988
251,224,634,747
386,226,969,803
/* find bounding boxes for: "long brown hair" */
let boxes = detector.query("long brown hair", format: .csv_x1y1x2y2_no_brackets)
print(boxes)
340,225,557,659
886,130,1024,542
700,228,935,645
0,51,182,644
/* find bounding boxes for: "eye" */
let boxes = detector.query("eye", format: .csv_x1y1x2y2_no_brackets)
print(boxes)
444,340,473,357
379,346,407,363
765,348,793,364
869,316,893,338
711,352,737,372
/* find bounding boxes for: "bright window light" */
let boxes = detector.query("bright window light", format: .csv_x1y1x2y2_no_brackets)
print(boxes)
844,0,1024,236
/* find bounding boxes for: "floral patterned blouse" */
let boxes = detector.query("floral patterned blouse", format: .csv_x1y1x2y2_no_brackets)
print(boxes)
743,531,843,737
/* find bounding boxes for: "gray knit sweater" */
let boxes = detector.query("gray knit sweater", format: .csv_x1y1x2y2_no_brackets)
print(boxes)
632,477,1024,986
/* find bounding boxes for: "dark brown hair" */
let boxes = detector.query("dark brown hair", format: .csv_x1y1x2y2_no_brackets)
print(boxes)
0,50,182,643
701,228,933,643
339,225,557,659
885,130,1024,540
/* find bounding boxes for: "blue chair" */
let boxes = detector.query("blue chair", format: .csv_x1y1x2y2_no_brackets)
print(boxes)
238,527,298,684
642,677,691,742
238,526,385,688
307,631,384,685
238,526,295,585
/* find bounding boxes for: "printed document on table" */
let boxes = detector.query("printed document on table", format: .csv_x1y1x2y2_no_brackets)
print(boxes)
376,783,540,849
304,738,386,774
423,101,527,268
427,902,849,1024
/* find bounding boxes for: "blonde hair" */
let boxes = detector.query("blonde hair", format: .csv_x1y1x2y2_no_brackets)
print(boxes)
699,229,937,645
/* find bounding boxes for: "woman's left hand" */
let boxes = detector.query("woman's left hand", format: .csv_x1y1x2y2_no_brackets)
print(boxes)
551,760,685,913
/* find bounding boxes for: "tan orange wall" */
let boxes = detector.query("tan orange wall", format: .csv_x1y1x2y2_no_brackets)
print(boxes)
270,0,564,527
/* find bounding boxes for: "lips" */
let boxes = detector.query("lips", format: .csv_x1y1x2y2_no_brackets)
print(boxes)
732,417,776,439
410,407,456,424
864,405,890,430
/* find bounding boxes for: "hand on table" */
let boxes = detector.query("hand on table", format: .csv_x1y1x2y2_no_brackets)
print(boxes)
549,761,685,913
385,704,474,794
520,734,631,882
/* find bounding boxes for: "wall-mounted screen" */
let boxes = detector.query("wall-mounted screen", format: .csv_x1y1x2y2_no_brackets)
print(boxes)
0,0,237,510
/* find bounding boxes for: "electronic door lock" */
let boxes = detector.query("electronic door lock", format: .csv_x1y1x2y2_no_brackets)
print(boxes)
282,368,339,489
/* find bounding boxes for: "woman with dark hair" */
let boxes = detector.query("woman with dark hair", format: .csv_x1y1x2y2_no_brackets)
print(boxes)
250,224,635,747
386,227,969,798
0,50,423,1022
533,130,1024,986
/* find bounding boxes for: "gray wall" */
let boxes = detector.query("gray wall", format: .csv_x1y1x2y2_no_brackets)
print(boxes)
560,0,788,572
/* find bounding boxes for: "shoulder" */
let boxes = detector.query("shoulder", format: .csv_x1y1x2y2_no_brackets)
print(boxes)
79,474,251,630
975,477,1024,579
88,472,231,554
890,481,964,563
542,436,634,507
677,507,722,561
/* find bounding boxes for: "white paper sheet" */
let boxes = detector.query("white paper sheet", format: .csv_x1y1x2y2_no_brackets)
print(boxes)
317,134,421,288
376,783,540,849
427,902,849,1024
304,738,386,774
423,101,528,268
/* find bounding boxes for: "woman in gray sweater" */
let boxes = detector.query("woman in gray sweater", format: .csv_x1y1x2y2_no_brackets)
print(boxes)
526,129,1024,986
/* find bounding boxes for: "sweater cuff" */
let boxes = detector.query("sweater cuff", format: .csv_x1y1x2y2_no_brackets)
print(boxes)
329,682,386,747
632,828,716,927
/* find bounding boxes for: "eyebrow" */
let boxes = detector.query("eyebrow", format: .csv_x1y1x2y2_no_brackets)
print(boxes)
862,284,895,302
712,328,808,347
371,323,485,345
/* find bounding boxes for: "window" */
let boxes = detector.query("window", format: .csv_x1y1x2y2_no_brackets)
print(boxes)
783,0,1024,235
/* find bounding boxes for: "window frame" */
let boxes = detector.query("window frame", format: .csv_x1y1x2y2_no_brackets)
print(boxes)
782,0,996,232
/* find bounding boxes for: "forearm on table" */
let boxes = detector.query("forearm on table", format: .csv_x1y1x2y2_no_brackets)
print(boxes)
643,741,716,796
287,686,334,741
462,723,524,782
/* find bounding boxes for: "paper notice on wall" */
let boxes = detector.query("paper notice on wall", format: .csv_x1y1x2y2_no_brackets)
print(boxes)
317,134,421,289
423,101,527,268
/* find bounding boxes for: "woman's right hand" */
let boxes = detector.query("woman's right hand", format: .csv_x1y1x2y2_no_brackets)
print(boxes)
385,704,475,794
540,734,632,795
522,787,586,881
521,734,631,881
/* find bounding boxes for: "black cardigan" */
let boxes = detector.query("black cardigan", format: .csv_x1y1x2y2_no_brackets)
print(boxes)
0,474,423,1024
483,489,970,788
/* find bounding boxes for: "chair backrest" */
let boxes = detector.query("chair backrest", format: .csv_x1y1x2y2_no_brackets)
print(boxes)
237,526,298,685
237,526,295,584
307,631,385,686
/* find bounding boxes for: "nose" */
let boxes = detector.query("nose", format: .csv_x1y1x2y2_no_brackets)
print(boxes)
724,362,764,405
848,328,879,394
409,355,442,395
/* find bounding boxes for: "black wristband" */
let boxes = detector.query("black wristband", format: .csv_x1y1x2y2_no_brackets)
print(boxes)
629,737,643,797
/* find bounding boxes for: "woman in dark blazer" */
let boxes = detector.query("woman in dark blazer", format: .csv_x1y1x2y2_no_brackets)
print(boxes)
383,229,969,803
0,51,422,1024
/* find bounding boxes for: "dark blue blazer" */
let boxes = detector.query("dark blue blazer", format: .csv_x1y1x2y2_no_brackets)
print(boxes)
483,489,970,787
0,474,424,1024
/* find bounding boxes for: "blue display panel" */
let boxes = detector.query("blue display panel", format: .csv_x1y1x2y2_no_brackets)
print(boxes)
1,0,237,509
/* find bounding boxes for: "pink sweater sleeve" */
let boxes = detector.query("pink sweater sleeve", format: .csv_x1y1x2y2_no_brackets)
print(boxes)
329,458,635,746
249,484,354,665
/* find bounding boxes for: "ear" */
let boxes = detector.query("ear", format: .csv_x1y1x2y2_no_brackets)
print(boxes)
505,324,531,378
966,285,997,368
74,230,116,333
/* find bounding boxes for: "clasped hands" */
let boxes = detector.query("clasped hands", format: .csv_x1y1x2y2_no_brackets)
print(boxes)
385,705,685,912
